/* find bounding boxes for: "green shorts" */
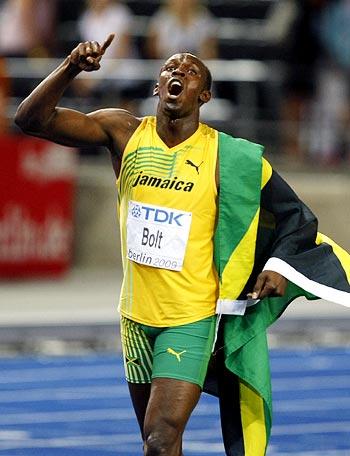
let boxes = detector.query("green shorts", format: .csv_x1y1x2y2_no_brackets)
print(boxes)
120,315,217,388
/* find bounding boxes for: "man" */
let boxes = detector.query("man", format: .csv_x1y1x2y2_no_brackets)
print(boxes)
15,35,350,456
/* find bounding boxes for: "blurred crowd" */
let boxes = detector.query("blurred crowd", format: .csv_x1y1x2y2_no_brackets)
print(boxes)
1,0,350,166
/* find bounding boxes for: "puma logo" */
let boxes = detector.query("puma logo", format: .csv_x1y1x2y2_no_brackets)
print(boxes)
185,159,203,175
167,348,186,362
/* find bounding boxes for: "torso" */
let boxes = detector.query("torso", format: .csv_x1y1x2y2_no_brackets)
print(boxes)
116,116,219,327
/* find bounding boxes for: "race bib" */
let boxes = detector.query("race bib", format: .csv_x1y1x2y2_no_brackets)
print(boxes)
126,200,192,271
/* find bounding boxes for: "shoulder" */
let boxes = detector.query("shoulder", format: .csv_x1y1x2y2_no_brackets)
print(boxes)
88,108,141,132
88,108,142,152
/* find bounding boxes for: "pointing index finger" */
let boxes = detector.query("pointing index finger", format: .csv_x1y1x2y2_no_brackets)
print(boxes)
101,33,115,53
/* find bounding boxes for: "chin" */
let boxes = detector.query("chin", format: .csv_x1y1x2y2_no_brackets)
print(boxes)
164,102,183,117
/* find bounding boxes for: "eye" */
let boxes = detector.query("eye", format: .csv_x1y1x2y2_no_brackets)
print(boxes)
166,65,175,72
188,68,197,75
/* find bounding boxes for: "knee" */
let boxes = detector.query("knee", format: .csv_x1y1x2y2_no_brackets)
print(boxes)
144,426,181,456
144,432,168,455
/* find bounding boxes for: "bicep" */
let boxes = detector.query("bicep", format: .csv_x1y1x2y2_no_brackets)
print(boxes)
37,107,111,148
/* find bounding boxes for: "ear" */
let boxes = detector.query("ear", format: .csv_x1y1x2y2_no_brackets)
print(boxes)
153,83,159,96
199,90,211,106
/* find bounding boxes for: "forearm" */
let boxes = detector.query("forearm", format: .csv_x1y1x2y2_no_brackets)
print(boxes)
15,57,81,133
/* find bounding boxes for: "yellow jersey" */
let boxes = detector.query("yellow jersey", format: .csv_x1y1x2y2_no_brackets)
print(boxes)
117,116,218,326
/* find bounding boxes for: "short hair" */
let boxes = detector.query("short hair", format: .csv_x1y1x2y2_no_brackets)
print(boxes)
162,52,213,92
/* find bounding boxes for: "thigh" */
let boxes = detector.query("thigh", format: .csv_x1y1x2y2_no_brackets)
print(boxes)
144,377,201,455
152,315,217,388
146,377,201,429
120,315,155,384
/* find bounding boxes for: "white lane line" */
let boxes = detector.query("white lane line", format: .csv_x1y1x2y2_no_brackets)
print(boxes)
192,403,219,415
273,375,350,391
274,396,350,412
0,431,225,451
0,394,350,426
270,350,350,358
184,442,225,452
0,385,128,402
268,451,350,456
0,357,117,368
0,433,140,450
0,431,29,440
0,408,135,425
0,365,123,384
0,402,219,426
0,419,348,452
0,428,347,453
184,428,227,440
271,357,350,373
9,382,348,413
272,421,350,436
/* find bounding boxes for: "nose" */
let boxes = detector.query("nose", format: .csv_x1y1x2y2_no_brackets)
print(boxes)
172,67,185,77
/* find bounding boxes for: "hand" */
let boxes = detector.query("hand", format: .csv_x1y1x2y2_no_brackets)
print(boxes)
247,270,287,300
69,34,115,72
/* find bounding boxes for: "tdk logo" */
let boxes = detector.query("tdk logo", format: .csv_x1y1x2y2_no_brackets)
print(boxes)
137,205,185,226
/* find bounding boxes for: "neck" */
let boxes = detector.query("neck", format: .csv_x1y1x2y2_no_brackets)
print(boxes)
155,109,200,148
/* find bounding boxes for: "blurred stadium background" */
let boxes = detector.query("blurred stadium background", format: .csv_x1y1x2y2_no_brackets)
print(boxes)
1,0,350,454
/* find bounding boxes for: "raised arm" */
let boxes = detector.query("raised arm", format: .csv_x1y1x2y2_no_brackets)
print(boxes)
14,34,140,171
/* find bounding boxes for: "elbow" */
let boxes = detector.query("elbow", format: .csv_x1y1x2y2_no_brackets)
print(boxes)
14,102,45,134
14,102,33,132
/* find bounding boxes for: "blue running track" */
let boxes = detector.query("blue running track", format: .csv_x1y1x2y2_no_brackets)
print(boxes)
0,348,349,455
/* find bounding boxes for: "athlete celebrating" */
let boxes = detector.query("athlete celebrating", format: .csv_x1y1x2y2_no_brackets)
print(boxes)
15,34,350,456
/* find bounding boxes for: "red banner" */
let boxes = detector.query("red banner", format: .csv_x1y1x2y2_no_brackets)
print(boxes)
0,135,77,277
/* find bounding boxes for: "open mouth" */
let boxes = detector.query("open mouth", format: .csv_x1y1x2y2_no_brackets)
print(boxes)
168,79,183,98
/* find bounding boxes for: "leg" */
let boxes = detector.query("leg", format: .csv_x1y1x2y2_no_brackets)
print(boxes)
128,382,151,438
142,316,217,455
143,377,201,456
120,316,155,439
120,315,217,454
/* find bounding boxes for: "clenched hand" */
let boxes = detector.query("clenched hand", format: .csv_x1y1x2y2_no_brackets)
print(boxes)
69,33,115,72
247,270,287,300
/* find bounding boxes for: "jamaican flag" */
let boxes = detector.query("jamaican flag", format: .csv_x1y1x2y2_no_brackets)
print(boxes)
204,132,350,455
